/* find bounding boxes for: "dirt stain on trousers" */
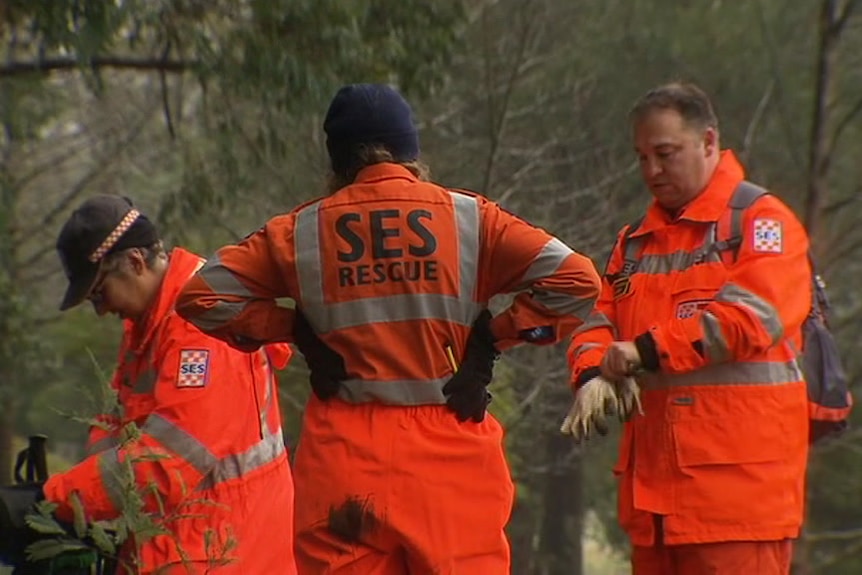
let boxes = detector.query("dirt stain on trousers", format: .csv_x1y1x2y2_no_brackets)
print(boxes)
327,496,379,543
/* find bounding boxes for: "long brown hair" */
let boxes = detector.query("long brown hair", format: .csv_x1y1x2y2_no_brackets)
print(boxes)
325,144,430,194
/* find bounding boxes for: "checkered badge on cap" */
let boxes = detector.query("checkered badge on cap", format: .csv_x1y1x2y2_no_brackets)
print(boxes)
177,349,210,388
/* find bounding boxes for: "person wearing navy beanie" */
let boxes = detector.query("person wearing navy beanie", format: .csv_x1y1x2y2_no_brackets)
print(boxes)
323,83,422,188
177,81,603,574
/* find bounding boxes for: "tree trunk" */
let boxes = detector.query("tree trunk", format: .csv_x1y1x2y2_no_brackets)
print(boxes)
805,0,842,250
0,400,13,484
791,527,812,575
537,433,583,575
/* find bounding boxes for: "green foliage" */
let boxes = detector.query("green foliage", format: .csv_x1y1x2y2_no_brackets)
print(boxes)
21,420,239,573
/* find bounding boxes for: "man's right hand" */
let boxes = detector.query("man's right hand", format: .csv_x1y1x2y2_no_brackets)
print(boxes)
600,341,643,381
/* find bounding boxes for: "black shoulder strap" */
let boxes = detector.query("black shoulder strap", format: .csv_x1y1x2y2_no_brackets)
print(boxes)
621,217,644,275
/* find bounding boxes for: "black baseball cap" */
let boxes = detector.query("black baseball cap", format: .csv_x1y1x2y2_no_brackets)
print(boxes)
56,194,159,311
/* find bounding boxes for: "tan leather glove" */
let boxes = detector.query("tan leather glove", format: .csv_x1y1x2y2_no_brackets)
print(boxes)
560,375,643,443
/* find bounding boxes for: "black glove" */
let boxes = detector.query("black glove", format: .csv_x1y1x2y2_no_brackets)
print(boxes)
442,310,500,423
0,483,44,567
293,309,348,401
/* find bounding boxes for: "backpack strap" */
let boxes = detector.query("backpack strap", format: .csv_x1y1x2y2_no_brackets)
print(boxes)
620,217,644,276
713,180,769,258
719,181,822,317
622,180,769,272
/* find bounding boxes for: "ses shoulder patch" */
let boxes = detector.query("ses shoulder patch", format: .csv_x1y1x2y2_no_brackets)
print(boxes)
177,349,210,388
752,219,783,253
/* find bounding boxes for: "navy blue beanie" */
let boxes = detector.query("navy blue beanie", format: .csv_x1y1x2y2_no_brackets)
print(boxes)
323,83,420,175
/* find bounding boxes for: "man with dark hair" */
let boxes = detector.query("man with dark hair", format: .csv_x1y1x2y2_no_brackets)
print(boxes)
565,81,811,574
176,82,602,574
37,195,298,574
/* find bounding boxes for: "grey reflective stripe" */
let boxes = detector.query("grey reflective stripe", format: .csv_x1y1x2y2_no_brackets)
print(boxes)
715,283,784,343
141,413,285,490
499,236,588,328
185,256,255,331
701,311,731,363
196,255,254,298
294,194,482,333
294,200,325,321
97,448,127,511
197,428,285,491
338,377,449,405
572,342,602,360
532,288,595,320
142,414,217,475
87,436,119,457
630,226,723,276
311,294,481,331
573,312,616,336
186,301,248,332
100,424,286,497
638,248,723,275
131,369,157,394
518,238,572,286
640,359,802,389
451,192,480,300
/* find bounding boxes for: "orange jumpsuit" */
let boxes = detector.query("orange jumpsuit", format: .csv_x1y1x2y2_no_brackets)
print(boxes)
568,151,810,574
43,248,297,575
176,163,602,574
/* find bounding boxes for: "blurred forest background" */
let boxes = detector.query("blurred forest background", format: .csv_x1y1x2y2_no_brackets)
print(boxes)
0,1,860,574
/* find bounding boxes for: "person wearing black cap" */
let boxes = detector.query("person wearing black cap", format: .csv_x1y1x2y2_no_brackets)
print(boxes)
41,195,299,574
177,83,601,574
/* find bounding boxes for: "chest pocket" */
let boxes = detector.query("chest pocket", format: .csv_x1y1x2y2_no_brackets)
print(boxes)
670,261,727,321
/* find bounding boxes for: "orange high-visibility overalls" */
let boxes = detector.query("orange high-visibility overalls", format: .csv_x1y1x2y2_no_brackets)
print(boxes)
44,248,297,574
177,163,602,574
569,151,809,574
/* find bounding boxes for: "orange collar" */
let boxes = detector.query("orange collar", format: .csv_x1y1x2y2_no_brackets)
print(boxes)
126,247,203,353
631,150,746,237
354,163,419,185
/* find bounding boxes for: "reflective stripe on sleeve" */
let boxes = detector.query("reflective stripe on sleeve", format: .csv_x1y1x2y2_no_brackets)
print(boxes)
640,359,802,389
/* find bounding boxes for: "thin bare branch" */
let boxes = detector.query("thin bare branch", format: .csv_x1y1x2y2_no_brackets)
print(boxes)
823,188,860,214
806,529,862,542
823,234,862,270
11,138,96,193
479,5,541,195
159,41,177,140
826,95,862,158
752,0,805,172
0,57,194,77
740,80,774,163
836,0,860,31
28,314,63,330
19,108,155,242
19,244,56,275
